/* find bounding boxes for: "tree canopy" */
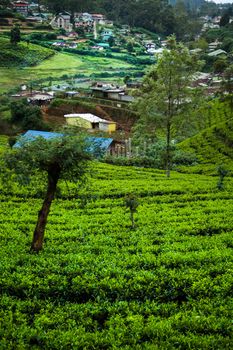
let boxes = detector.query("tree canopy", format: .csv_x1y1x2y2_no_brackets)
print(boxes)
10,25,20,45
2,133,92,252
134,36,203,177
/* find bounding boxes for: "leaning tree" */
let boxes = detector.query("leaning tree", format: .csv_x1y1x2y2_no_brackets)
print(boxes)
1,133,91,252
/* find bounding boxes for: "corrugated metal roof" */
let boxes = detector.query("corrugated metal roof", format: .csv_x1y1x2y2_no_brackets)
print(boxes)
208,49,227,57
87,136,113,151
14,130,113,152
14,130,63,147
64,113,112,124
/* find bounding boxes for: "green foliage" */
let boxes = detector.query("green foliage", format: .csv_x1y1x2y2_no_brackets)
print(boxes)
217,164,228,190
26,32,57,41
0,8,15,17
178,101,233,175
10,25,20,45
125,194,139,212
220,13,230,27
134,36,203,177
127,41,134,53
3,134,91,186
42,0,201,38
105,140,197,169
108,36,115,47
10,99,48,131
0,162,233,347
49,98,96,111
0,36,54,67
203,26,233,52
125,193,139,228
1,133,92,251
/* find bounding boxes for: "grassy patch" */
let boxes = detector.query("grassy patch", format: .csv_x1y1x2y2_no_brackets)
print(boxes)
0,52,136,93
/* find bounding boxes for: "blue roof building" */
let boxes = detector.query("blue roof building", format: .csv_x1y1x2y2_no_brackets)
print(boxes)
14,130,115,156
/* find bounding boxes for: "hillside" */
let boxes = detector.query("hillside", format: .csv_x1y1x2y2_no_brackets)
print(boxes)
0,36,54,67
178,117,233,174
0,162,232,348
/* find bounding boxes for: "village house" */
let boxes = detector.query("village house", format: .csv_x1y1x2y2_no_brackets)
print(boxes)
74,12,93,32
126,81,142,89
208,40,222,52
91,82,134,102
91,83,124,99
101,29,113,41
11,90,54,105
64,113,116,133
50,12,72,31
26,14,43,23
212,16,221,24
201,22,219,32
91,13,106,24
95,42,109,49
12,0,29,16
208,49,227,57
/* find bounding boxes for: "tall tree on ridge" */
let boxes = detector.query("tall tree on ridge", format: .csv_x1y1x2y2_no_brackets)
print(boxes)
134,36,203,177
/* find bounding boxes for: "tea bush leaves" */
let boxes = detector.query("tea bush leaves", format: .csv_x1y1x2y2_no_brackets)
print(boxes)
0,163,232,348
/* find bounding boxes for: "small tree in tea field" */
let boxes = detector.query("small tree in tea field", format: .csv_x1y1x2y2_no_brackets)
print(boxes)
1,133,91,252
217,165,228,190
10,25,21,45
125,194,139,229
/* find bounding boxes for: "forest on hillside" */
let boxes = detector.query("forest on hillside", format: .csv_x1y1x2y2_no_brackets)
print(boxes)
39,0,208,38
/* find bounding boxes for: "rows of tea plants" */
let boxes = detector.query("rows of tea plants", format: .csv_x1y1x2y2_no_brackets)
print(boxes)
179,119,233,175
0,163,233,349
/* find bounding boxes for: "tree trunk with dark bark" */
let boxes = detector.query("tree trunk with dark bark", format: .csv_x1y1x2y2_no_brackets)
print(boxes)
166,121,171,178
31,163,61,252
130,210,135,229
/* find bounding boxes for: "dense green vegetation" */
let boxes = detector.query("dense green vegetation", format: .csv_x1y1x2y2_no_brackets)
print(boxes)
0,161,232,348
178,118,233,175
0,2,233,346
0,51,137,93
41,0,203,40
0,36,54,67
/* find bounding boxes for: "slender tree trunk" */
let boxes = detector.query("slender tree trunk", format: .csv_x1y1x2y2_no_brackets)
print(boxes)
166,65,172,178
130,211,135,229
31,164,60,252
166,121,171,178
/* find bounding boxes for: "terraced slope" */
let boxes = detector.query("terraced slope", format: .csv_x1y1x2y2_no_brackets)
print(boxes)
178,117,233,174
0,163,232,349
0,36,54,67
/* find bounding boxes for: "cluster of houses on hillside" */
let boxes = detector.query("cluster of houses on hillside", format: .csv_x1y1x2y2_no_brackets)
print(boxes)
201,15,233,32
10,2,113,32
191,72,229,95
50,11,113,33
11,1,48,22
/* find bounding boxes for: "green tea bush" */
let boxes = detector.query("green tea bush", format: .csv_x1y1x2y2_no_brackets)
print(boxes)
0,161,232,348
0,37,54,67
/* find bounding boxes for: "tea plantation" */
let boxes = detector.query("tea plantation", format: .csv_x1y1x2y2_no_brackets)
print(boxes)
178,111,233,175
0,161,232,349
0,36,54,67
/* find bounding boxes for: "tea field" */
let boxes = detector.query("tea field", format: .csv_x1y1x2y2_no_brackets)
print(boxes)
0,161,232,349
178,103,233,170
